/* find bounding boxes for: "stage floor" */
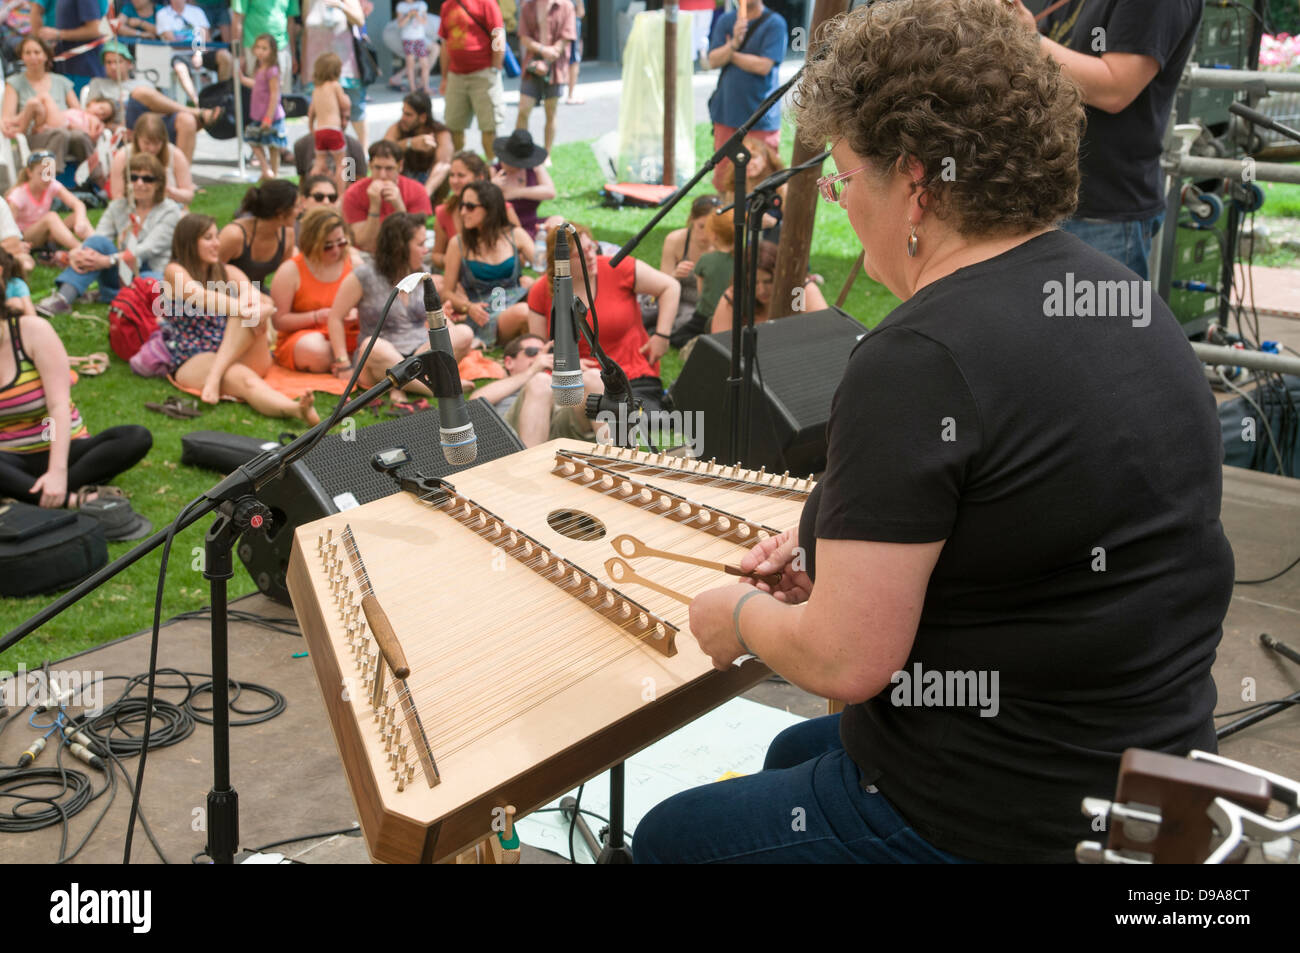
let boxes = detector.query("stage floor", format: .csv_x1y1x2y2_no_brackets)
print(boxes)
0,465,1296,864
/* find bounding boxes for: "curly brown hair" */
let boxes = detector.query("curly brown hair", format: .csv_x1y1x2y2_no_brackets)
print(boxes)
793,0,1083,236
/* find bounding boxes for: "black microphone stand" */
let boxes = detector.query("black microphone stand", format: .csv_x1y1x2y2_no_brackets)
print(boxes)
3,292,444,864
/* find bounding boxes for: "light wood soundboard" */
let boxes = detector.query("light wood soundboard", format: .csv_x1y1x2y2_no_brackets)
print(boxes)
287,439,813,863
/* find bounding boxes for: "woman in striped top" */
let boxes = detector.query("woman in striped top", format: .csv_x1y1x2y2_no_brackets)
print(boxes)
0,315,152,507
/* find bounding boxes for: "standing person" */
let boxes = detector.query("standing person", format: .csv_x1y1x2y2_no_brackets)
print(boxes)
438,0,507,162
442,180,535,346
706,0,787,192
109,113,196,207
243,34,289,181
30,0,107,95
308,53,352,198
38,153,181,314
634,0,1234,866
341,139,433,254
269,205,360,373
1012,0,1203,279
516,0,574,155
566,0,583,104
232,0,297,87
301,0,369,150
164,213,320,424
1,36,92,175
0,313,152,509
384,90,454,200
156,0,236,107
219,179,299,290
396,0,433,95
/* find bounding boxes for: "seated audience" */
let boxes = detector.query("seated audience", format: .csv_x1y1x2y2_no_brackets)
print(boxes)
709,240,827,335
490,129,557,237
1,37,92,174
157,0,235,107
270,206,361,373
719,134,786,238
672,209,735,347
327,212,474,392
293,131,367,182
295,173,340,243
0,247,36,317
0,312,152,508
110,113,196,206
38,153,181,314
86,42,219,163
341,139,434,254
469,333,607,447
385,91,453,199
443,181,535,347
502,224,678,436
432,150,519,270
219,179,298,291
7,152,93,256
163,212,319,423
659,194,720,337
0,197,36,275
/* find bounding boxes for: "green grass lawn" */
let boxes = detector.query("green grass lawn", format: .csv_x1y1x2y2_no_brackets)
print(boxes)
0,121,892,670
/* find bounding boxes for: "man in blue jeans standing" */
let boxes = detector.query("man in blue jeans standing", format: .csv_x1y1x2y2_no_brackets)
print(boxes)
1012,0,1202,279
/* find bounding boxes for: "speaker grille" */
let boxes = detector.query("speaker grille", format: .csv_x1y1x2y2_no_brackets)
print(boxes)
301,400,524,508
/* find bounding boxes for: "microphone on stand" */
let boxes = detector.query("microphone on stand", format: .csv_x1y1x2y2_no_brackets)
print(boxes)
421,276,477,465
550,226,584,408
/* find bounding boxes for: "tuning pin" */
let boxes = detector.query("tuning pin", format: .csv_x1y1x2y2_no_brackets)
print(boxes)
325,528,333,544
503,805,517,841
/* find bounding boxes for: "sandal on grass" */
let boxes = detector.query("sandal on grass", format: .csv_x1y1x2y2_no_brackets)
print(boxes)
70,484,125,508
68,352,109,376
145,395,201,419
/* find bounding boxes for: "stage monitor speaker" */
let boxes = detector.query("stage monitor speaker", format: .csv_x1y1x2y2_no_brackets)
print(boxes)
668,307,865,476
239,400,525,604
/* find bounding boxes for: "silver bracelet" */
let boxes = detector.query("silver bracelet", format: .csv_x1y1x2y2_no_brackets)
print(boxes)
732,588,765,659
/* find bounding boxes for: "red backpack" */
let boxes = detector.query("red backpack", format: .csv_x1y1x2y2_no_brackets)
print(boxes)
107,277,162,361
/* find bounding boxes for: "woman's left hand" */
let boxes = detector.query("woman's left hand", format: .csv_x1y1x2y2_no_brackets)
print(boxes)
688,583,754,671
640,332,668,364
466,302,490,326
200,378,222,405
28,469,67,509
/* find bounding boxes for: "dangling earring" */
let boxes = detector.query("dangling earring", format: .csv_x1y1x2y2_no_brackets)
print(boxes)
907,225,919,258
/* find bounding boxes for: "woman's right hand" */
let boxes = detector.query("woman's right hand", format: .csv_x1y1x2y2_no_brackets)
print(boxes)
673,259,695,279
200,377,222,405
740,528,813,604
466,301,490,326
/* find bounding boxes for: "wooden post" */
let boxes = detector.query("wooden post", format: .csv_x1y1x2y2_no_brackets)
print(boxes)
664,0,679,185
772,0,850,317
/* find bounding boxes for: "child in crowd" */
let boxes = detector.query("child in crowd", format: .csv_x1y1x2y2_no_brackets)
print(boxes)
243,34,288,181
6,152,93,259
308,53,351,198
396,0,432,95
0,246,34,316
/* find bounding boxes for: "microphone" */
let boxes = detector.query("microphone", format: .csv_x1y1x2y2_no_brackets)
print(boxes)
421,276,477,465
550,226,584,407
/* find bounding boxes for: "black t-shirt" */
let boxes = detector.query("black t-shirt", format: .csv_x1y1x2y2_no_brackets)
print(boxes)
1042,0,1202,221
797,229,1234,863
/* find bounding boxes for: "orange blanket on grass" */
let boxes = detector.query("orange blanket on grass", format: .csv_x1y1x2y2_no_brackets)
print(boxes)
167,354,506,403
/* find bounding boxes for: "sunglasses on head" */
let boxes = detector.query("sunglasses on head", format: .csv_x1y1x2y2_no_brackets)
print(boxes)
310,191,337,202
130,173,158,183
27,151,54,165
323,238,349,251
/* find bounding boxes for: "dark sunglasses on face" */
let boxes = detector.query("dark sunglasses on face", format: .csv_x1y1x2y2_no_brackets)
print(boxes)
460,201,481,211
521,346,542,357
323,238,349,250
310,191,337,202
130,173,158,183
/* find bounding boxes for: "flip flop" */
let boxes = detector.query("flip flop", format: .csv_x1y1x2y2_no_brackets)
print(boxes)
144,395,201,419
68,352,109,376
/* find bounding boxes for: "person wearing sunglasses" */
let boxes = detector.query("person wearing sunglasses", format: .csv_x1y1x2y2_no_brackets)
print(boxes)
269,206,361,373
327,213,474,397
635,0,1233,866
38,153,182,315
468,333,605,446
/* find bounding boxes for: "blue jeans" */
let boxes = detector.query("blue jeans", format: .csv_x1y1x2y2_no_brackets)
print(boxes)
1058,214,1164,279
56,235,162,301
633,714,977,863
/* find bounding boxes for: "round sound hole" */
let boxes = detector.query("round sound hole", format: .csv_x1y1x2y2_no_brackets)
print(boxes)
547,508,607,541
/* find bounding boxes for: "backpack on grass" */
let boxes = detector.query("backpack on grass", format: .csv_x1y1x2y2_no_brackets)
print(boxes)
107,276,161,361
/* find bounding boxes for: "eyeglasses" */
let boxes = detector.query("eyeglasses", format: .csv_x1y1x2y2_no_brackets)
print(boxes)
817,164,869,204
322,238,349,250
130,173,158,183
460,201,481,211
310,192,337,202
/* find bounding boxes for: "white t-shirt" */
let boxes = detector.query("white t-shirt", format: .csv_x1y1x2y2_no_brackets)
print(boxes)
156,3,210,42
396,1,428,42
0,198,19,243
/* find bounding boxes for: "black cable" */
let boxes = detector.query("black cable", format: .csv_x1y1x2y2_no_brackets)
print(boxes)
1215,697,1299,718
0,764,93,833
185,678,286,726
568,782,584,863
168,607,301,637
1236,551,1300,584
248,825,360,853
83,698,194,756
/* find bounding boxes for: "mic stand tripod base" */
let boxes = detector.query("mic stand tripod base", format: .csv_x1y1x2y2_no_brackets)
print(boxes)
560,762,634,863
